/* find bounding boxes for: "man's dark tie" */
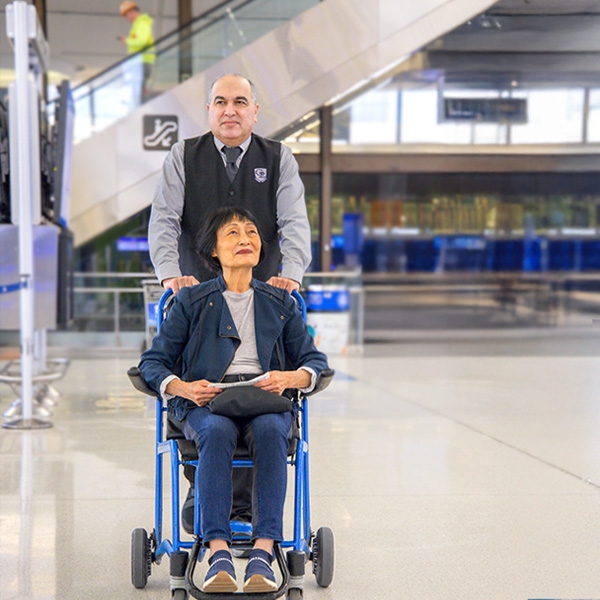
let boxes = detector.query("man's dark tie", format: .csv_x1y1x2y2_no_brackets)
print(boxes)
222,146,242,182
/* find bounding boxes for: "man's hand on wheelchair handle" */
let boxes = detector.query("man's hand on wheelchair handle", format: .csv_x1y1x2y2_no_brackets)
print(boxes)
254,370,311,395
164,275,297,294
162,276,200,294
266,276,300,293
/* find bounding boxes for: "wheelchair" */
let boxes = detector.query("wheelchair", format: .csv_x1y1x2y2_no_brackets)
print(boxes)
127,289,335,599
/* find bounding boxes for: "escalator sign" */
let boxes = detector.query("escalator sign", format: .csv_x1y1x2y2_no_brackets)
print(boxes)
143,115,179,150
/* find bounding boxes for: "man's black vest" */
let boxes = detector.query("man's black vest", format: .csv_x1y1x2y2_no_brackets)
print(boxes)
181,132,281,282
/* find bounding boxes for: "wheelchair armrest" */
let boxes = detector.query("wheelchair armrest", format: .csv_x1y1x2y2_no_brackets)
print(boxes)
305,368,335,396
127,366,158,397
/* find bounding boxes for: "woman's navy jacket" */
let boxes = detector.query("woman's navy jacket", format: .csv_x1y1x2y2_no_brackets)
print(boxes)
138,275,329,421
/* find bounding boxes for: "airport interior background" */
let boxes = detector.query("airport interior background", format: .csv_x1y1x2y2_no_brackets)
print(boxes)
3,1,600,599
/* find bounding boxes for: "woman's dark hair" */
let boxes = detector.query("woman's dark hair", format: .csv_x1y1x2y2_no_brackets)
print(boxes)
196,206,265,274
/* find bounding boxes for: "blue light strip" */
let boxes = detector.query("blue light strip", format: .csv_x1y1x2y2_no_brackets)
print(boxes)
0,282,23,295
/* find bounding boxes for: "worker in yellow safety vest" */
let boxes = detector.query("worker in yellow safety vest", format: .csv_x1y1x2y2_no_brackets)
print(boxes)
119,1,155,102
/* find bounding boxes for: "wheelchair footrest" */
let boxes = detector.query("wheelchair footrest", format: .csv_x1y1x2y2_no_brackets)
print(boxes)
185,541,290,600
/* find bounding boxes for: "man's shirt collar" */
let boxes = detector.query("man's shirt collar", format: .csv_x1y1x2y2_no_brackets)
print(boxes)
212,134,252,156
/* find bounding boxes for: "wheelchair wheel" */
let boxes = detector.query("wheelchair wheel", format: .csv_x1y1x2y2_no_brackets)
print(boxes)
172,589,187,600
287,588,303,599
131,528,152,588
312,527,334,588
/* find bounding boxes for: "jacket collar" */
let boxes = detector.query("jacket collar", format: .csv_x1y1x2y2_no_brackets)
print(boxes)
186,275,289,307
216,274,288,303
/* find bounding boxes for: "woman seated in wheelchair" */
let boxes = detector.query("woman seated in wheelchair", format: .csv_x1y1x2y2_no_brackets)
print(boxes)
139,206,328,594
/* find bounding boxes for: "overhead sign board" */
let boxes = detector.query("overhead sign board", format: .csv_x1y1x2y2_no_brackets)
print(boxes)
442,98,527,123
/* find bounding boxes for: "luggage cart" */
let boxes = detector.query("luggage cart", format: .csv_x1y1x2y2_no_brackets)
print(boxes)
141,279,164,351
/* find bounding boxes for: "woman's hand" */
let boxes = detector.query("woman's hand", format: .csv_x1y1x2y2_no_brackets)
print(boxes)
165,378,220,406
253,370,311,395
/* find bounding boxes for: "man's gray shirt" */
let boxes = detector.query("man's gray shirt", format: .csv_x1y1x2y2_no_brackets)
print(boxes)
149,134,312,284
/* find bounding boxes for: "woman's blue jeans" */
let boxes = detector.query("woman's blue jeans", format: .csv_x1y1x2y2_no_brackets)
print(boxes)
182,406,293,544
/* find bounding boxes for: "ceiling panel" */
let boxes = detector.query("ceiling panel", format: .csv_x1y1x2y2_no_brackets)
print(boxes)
384,0,600,91
429,16,600,53
489,0,600,15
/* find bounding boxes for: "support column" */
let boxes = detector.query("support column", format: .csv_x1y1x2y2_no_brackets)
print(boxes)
33,0,47,102
319,105,333,272
178,0,193,83
583,87,590,144
4,1,50,430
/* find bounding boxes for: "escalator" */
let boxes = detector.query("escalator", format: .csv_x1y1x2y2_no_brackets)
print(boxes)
70,0,497,246
70,0,319,144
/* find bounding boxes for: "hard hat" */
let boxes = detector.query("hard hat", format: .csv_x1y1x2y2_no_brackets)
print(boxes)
120,1,138,16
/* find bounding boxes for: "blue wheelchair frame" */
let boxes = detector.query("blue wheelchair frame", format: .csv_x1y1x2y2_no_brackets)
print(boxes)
130,288,334,599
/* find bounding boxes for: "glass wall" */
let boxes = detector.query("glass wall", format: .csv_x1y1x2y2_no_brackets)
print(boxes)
74,209,153,274
284,78,600,275
75,173,600,277
302,172,600,273
289,84,600,147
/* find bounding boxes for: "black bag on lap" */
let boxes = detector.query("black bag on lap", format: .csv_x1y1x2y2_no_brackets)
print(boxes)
208,385,292,419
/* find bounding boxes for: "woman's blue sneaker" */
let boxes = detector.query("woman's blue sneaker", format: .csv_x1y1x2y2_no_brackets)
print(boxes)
203,549,237,593
243,548,277,593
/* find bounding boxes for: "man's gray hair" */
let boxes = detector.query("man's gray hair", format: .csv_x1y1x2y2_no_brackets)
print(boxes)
207,73,257,104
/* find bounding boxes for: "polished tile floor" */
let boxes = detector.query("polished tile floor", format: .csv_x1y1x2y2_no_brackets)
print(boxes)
2,330,600,600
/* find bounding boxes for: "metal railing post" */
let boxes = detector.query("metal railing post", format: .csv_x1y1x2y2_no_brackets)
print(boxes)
114,290,121,347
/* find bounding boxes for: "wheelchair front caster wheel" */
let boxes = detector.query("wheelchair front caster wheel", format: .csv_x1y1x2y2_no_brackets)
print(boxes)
312,526,334,588
131,528,152,588
172,589,187,600
287,588,303,599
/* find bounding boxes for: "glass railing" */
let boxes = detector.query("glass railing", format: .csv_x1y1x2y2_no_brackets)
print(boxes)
68,0,318,142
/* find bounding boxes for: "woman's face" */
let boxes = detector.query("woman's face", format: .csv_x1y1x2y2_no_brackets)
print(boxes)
212,217,262,271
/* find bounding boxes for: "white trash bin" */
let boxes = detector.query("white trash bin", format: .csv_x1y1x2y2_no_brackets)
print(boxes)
306,285,350,354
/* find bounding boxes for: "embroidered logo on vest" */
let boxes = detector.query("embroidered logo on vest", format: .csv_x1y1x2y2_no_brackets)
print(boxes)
254,168,267,183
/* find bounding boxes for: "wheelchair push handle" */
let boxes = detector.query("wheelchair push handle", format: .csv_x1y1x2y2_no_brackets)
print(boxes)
157,287,175,332
291,289,307,321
